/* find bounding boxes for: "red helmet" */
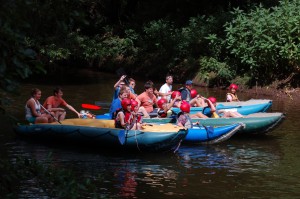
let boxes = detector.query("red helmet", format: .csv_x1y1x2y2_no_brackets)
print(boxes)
121,98,131,110
180,101,190,113
207,97,217,104
171,91,181,99
131,99,138,111
190,89,198,98
157,98,168,109
229,83,238,90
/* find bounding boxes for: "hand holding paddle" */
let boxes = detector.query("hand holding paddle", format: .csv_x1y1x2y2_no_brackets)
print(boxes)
40,104,62,124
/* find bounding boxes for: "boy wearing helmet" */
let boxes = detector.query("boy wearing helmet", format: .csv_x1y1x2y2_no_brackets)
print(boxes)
226,83,239,102
157,93,181,118
203,97,243,118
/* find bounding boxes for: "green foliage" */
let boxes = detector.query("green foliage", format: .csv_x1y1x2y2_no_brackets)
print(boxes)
40,44,71,61
224,0,300,85
195,56,233,86
0,1,46,93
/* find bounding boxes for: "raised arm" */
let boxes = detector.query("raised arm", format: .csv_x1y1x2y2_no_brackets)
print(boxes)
114,75,127,89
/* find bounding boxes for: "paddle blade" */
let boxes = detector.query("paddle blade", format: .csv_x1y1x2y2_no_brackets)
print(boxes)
81,104,101,110
118,130,126,145
206,126,214,134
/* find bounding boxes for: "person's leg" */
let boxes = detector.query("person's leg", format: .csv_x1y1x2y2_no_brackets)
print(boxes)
189,98,205,107
58,111,66,120
231,111,243,118
35,116,49,123
190,112,208,118
138,107,150,118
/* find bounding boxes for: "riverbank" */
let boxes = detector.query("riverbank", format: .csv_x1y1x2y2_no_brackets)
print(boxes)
240,86,300,100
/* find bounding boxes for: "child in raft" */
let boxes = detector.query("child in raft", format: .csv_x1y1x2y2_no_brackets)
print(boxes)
176,101,200,128
157,92,208,119
115,99,142,130
226,83,239,102
203,96,243,118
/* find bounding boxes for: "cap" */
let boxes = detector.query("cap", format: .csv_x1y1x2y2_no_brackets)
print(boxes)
185,80,193,85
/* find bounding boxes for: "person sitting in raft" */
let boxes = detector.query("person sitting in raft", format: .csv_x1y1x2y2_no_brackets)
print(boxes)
157,75,173,102
203,97,243,118
156,93,181,118
124,84,149,118
128,78,137,95
109,87,128,119
25,88,52,124
130,99,143,127
43,87,81,121
179,80,205,107
226,83,239,102
115,99,142,130
157,92,206,118
176,101,200,128
137,81,158,117
170,91,182,108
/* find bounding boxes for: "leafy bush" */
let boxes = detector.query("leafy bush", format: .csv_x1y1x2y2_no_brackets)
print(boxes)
224,0,300,85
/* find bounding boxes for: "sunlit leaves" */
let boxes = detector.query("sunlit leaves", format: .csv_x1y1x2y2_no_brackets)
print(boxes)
224,0,300,83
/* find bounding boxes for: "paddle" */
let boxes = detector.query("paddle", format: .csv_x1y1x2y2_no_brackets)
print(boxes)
94,101,111,107
118,130,126,145
40,104,62,124
196,122,214,138
81,104,101,110
118,123,132,145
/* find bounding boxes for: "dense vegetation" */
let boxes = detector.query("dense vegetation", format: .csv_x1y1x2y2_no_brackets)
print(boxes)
1,0,299,92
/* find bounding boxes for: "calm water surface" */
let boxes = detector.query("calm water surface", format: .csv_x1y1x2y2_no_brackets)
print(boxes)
1,71,300,198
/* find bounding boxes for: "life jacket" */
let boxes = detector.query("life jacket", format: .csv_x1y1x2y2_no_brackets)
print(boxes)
115,109,142,129
179,87,191,101
177,112,193,128
226,93,239,102
202,106,220,118
157,109,167,118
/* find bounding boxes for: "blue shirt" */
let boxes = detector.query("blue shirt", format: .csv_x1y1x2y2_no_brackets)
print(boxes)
109,98,121,119
113,87,121,100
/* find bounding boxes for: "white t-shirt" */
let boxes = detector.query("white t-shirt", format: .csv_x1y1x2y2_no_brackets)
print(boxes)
158,83,172,102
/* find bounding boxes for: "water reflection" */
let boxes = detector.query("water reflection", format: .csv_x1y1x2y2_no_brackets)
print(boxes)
177,137,281,174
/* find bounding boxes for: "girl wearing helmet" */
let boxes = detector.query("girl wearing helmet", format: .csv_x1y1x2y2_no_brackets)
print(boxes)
176,101,207,128
171,91,182,108
177,101,194,128
115,99,142,130
226,83,239,102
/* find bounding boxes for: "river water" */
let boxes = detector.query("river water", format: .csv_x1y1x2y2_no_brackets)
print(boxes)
1,70,300,198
